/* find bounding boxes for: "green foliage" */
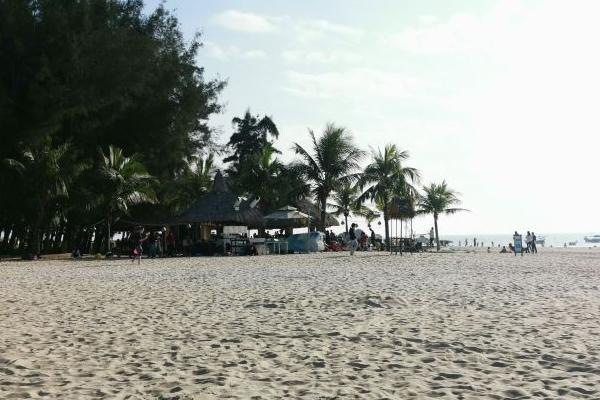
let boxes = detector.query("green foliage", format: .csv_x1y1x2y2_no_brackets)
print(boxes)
99,145,157,216
163,154,216,213
329,181,362,232
98,145,157,252
225,109,279,167
418,181,465,216
292,123,364,231
358,144,419,249
0,0,224,255
230,146,309,212
0,1,224,178
418,181,467,250
2,139,87,255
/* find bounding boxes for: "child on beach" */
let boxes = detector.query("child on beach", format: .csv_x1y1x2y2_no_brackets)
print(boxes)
131,229,148,265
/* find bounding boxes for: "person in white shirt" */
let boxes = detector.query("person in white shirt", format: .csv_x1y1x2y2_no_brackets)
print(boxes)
526,231,532,253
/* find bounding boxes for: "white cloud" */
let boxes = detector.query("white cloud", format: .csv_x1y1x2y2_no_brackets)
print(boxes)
386,13,491,55
212,9,276,33
384,1,525,55
205,42,269,61
294,19,364,43
284,68,418,99
282,49,359,64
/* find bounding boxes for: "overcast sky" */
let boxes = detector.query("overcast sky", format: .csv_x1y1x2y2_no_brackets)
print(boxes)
145,0,599,235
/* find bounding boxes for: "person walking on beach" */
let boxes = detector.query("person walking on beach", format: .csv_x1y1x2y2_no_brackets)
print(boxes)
526,231,532,252
429,227,434,247
132,229,148,265
473,237,477,247
369,226,377,250
531,232,538,254
349,223,358,255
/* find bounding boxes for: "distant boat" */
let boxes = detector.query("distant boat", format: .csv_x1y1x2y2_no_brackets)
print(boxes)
584,235,600,243
535,236,546,246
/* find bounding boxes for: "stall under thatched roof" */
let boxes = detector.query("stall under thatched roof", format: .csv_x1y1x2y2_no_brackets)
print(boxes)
264,206,310,229
176,171,264,227
294,199,340,227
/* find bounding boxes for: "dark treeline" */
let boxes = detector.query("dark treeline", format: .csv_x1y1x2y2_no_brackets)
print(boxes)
0,0,224,256
0,1,465,258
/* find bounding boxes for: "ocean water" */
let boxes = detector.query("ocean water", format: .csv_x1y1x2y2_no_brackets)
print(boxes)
440,233,600,248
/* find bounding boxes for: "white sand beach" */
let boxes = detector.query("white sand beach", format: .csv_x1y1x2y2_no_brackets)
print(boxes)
1,249,600,399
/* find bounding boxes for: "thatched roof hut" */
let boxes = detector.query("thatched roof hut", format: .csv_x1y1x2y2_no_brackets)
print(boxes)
294,199,340,227
176,171,264,228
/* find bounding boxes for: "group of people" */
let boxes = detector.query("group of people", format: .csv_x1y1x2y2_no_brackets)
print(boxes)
500,230,538,255
127,228,176,263
348,223,378,255
519,230,539,254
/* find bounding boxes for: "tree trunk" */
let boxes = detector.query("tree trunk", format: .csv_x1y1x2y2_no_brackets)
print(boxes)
383,204,390,252
31,224,41,257
0,226,10,253
8,225,18,253
106,213,111,254
344,213,349,234
320,198,327,232
30,214,45,257
434,212,440,251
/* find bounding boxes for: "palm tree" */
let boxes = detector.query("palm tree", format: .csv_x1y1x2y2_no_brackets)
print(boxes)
360,207,381,227
358,144,419,251
418,181,467,251
391,179,418,235
238,146,284,211
166,154,216,212
99,145,157,254
292,124,364,231
329,182,362,233
225,110,280,166
3,141,85,257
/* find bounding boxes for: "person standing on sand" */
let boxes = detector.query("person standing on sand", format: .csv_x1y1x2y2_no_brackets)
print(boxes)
531,232,538,254
473,237,477,247
349,223,358,255
132,230,148,265
526,231,532,252
429,227,434,247
369,226,376,249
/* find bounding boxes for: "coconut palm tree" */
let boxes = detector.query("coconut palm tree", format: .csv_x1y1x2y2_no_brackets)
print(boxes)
418,181,467,251
238,146,285,212
357,144,419,251
225,110,280,166
99,145,157,254
292,124,364,231
329,182,363,234
165,154,216,212
391,178,418,235
3,141,86,257
360,207,381,227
